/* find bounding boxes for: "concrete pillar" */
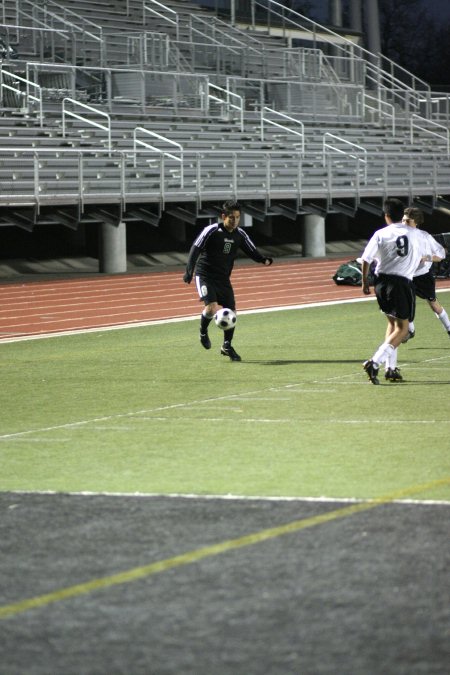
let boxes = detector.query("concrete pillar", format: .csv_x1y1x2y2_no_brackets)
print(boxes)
349,0,363,32
99,220,127,273
303,213,326,257
330,0,343,27
243,213,253,228
365,0,381,55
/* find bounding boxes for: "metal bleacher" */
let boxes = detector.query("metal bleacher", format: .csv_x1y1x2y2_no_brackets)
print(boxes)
1,0,450,234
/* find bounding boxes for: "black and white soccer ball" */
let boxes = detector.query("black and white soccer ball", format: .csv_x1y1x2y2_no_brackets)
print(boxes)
214,308,237,330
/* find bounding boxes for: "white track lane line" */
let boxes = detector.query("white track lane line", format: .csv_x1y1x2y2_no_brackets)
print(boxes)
4,489,450,507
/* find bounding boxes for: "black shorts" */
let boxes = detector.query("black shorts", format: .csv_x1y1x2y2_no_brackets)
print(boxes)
195,275,236,310
374,273,416,321
413,271,436,302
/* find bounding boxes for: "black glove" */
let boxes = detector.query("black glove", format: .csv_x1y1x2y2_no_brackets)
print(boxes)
264,257,273,266
183,271,192,284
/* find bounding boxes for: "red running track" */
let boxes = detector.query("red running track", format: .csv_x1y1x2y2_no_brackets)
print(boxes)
1,257,450,340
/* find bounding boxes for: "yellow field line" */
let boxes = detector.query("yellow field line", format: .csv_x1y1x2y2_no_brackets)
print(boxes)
1,477,449,620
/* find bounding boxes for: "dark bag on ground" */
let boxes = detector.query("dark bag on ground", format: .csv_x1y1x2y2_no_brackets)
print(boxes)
332,259,363,286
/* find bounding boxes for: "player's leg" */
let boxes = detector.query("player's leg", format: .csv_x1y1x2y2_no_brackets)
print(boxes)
384,325,403,381
402,320,415,342
428,298,450,336
195,276,219,350
363,276,412,384
218,285,241,361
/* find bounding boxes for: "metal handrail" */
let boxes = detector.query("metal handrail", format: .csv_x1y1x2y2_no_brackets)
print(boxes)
361,92,396,135
250,0,432,126
209,82,244,131
25,62,209,115
0,68,43,126
253,0,430,90
260,106,304,154
24,1,102,43
0,147,449,211
133,127,184,187
62,98,111,151
190,14,261,54
143,0,179,41
410,114,450,157
322,132,367,183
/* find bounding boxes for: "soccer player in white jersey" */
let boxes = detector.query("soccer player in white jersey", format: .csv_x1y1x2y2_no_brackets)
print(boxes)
183,200,273,361
361,198,428,384
401,207,450,341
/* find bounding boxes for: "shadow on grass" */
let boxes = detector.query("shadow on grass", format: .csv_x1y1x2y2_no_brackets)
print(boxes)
242,359,363,366
410,346,450,350
405,380,450,385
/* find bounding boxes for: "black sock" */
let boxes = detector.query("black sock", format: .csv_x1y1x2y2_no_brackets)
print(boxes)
200,313,213,334
224,327,235,343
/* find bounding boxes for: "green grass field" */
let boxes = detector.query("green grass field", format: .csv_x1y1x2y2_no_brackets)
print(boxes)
1,299,449,501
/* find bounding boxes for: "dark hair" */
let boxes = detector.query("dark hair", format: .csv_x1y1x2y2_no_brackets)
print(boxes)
222,200,241,216
383,198,405,222
403,207,424,226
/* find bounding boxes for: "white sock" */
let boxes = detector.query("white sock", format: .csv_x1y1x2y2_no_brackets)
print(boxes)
436,308,450,331
373,342,394,367
385,347,398,371
409,321,415,333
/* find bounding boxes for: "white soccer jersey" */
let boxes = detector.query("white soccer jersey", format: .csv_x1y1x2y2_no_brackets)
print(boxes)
414,229,446,277
362,222,427,280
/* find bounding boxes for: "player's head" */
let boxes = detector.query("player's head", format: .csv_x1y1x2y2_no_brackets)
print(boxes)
221,200,241,232
403,207,424,227
222,200,241,217
383,198,405,223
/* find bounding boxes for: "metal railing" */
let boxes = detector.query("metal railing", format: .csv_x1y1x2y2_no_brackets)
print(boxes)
260,107,304,154
322,132,368,183
24,0,104,66
360,92,396,135
1,146,449,212
143,0,179,41
208,82,244,131
410,114,450,157
104,31,170,69
225,75,364,121
62,98,111,152
189,14,261,54
24,62,211,115
0,67,43,125
133,127,184,187
240,0,434,121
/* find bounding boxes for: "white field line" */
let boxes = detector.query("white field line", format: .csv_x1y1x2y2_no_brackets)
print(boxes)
1,351,449,441
4,489,450,507
0,296,376,343
3,415,450,443
0,385,321,440
2,287,450,343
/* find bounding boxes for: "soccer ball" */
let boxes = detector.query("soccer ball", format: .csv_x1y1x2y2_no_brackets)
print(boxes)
214,307,237,330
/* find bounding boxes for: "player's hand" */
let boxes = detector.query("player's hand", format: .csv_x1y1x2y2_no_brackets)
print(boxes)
362,281,371,295
183,271,192,284
264,257,273,266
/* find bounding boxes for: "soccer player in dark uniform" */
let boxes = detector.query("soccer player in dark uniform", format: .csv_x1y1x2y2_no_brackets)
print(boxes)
183,200,273,361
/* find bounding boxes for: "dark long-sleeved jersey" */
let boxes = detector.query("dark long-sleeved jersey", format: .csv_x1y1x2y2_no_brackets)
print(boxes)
185,223,267,281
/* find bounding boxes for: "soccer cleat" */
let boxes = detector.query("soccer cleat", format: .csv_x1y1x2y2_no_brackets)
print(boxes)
363,359,380,385
384,367,403,382
448,331,450,338
221,343,242,361
200,332,211,350
402,330,415,344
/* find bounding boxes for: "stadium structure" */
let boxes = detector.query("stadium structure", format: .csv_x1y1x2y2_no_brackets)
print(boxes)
0,0,449,272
